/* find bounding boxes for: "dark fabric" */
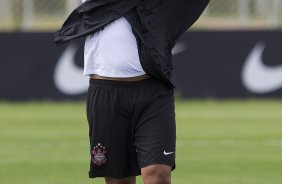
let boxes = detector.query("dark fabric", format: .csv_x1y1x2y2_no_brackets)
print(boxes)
54,0,142,45
54,0,210,88
86,78,175,178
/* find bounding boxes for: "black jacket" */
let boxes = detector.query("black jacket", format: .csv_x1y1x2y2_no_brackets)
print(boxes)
54,0,210,88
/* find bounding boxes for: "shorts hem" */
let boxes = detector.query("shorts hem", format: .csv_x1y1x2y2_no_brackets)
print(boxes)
139,161,176,171
89,171,141,179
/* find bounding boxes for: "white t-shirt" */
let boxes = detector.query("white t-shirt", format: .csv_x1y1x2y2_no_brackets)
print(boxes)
82,0,145,77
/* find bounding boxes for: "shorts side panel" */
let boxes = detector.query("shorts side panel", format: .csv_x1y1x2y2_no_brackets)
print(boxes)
134,87,176,170
87,82,140,178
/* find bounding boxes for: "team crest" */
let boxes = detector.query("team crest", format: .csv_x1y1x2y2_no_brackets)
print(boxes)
91,143,107,166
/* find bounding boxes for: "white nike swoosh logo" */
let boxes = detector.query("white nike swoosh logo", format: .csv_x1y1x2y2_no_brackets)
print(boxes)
54,44,89,95
172,42,187,55
242,42,282,94
163,151,174,155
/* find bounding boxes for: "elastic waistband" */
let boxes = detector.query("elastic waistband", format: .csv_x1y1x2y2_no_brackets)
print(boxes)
89,77,158,88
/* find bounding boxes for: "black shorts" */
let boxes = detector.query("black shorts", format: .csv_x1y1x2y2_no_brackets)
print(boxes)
86,78,176,178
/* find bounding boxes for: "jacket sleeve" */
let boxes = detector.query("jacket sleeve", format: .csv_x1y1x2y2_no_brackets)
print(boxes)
75,0,119,14
136,0,209,50
164,0,210,44
54,0,142,45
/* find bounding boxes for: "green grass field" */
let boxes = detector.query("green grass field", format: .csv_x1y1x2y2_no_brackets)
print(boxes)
1,100,282,184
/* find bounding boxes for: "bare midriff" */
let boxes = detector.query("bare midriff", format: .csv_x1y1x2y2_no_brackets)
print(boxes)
90,74,151,81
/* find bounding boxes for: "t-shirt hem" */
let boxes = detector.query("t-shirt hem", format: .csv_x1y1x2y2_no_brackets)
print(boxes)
84,71,146,78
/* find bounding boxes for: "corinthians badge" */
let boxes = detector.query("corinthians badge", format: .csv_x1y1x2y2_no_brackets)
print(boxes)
91,143,107,166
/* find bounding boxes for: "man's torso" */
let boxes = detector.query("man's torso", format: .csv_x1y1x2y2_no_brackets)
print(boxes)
83,16,145,78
